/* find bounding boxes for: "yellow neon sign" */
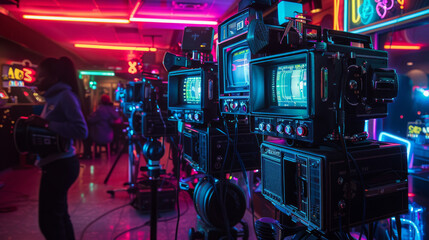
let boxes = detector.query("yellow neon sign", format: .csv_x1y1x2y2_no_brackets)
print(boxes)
351,0,362,24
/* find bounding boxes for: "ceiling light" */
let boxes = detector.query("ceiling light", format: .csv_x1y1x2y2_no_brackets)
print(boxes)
407,62,414,66
23,15,130,24
129,17,217,25
74,44,156,52
309,0,322,14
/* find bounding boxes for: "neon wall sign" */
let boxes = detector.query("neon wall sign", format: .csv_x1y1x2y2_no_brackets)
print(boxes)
346,0,429,33
1,64,37,85
128,61,138,74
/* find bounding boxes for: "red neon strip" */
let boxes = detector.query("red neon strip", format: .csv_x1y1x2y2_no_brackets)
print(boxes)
74,44,156,51
129,17,217,25
23,15,130,24
384,45,421,50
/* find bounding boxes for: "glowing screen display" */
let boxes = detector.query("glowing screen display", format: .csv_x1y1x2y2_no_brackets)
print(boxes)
272,63,307,108
226,47,250,92
181,76,201,105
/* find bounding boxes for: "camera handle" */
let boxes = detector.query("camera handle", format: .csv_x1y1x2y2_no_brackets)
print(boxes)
141,138,166,240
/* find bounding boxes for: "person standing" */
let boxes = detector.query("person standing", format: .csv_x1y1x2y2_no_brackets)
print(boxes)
31,56,87,240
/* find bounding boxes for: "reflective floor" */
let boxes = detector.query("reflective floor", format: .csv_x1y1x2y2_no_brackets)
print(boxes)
0,147,257,240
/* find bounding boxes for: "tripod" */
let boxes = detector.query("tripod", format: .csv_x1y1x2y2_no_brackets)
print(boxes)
104,129,145,196
140,137,165,240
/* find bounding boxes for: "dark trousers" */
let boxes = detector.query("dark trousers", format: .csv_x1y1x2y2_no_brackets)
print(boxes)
39,156,80,240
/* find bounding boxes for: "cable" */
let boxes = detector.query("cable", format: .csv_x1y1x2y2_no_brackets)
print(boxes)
79,201,132,240
113,191,191,240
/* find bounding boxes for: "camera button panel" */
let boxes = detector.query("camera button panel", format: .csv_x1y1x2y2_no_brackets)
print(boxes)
220,98,249,115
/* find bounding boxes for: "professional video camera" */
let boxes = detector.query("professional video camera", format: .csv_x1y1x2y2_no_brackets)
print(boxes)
118,73,176,138
249,24,398,146
163,27,219,125
242,5,407,239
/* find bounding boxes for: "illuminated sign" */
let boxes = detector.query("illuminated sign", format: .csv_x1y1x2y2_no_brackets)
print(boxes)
2,64,37,86
128,61,138,74
408,122,429,141
346,0,429,33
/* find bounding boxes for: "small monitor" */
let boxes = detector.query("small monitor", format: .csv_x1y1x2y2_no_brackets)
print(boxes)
180,75,202,105
250,51,310,117
271,63,307,108
182,27,214,52
223,43,251,94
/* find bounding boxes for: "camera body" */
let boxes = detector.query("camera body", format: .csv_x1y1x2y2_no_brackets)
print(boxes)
250,41,397,144
121,77,176,137
182,124,260,176
261,140,408,233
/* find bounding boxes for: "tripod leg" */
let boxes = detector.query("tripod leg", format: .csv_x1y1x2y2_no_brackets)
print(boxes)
150,179,158,240
104,143,125,184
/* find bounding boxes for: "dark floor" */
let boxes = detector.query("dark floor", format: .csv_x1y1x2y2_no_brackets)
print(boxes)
2,145,429,240
0,145,257,240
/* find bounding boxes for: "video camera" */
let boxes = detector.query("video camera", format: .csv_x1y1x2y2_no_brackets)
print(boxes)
240,6,406,238
118,73,176,138
248,24,398,145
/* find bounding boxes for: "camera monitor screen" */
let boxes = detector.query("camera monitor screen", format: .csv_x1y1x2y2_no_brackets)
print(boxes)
225,46,250,93
180,75,201,105
271,63,307,108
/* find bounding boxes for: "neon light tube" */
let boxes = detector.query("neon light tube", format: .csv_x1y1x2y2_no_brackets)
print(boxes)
129,0,142,19
351,8,429,34
79,71,114,76
74,44,156,52
129,17,217,25
378,132,412,168
384,45,421,50
23,15,130,24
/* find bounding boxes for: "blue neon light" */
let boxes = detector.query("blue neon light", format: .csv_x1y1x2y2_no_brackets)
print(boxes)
352,8,429,34
344,0,348,31
378,132,412,168
364,120,368,133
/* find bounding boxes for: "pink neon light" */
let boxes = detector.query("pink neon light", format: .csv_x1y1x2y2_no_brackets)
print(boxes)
375,0,394,19
23,15,130,23
74,44,156,52
129,1,142,19
129,17,217,25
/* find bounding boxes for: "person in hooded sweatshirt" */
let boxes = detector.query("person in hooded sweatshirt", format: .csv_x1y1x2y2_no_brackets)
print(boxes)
87,94,121,157
30,56,88,240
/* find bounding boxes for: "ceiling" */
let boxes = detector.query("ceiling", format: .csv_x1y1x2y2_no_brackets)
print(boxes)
0,0,238,72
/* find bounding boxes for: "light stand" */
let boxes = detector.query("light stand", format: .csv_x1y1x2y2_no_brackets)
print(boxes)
141,138,165,240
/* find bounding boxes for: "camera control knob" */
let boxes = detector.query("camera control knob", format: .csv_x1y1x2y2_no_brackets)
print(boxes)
241,103,247,113
349,80,358,90
232,102,239,111
266,124,274,132
194,113,202,121
285,125,294,135
188,113,193,121
258,122,266,132
296,125,308,137
224,104,229,112
175,112,182,119
276,124,285,134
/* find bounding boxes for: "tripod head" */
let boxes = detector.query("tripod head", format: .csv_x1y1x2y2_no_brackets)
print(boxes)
142,138,165,178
